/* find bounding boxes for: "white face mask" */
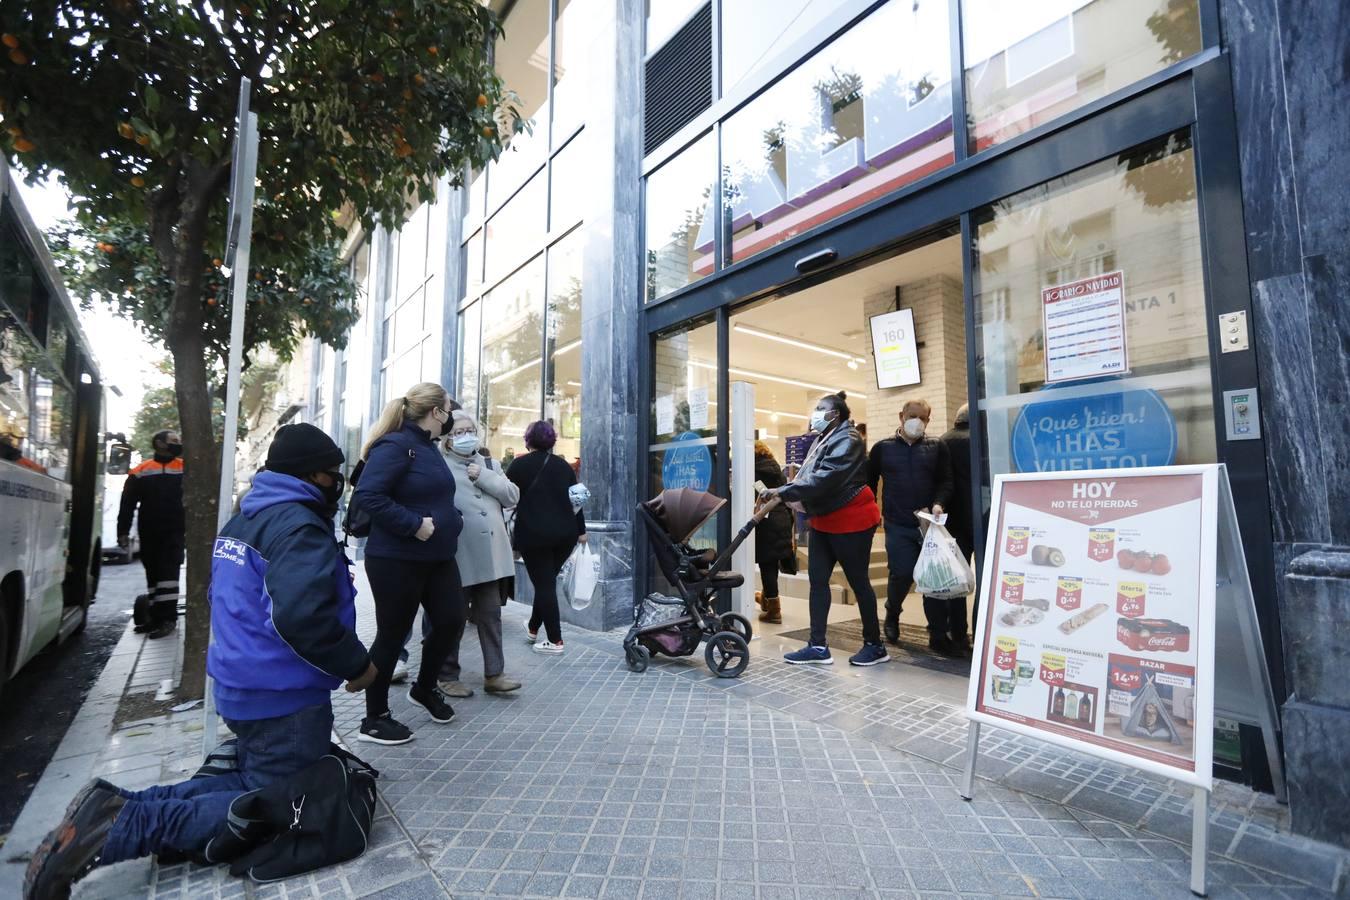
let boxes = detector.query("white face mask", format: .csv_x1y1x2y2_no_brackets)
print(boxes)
451,434,480,456
902,418,926,439
809,410,832,433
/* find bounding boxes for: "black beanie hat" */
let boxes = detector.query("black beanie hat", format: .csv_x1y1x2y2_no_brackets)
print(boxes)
266,423,344,476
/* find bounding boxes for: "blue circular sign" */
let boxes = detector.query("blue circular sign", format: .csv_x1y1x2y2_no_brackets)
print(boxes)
661,431,713,491
1010,383,1177,473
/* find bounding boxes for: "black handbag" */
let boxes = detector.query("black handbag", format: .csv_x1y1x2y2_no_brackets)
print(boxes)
203,744,379,883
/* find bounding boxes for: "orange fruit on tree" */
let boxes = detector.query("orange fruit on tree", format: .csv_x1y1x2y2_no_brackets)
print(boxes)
206,298,217,307
368,72,384,83
476,93,488,108
13,137,34,152
8,49,28,65
212,258,223,267
481,126,494,138
130,175,146,187
5,124,21,137
2,34,19,49
427,46,438,56
135,133,151,146
413,74,425,87
402,88,413,100
118,122,135,139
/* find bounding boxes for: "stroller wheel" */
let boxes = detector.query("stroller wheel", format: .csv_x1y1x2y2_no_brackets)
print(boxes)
705,630,750,679
625,643,650,673
719,612,753,643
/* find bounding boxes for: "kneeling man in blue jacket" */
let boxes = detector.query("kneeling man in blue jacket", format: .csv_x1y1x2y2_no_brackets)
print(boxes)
26,424,377,899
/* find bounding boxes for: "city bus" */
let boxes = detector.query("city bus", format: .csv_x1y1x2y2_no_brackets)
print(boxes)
1,160,115,694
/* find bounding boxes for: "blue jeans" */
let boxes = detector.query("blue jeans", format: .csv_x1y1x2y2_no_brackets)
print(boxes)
101,702,333,863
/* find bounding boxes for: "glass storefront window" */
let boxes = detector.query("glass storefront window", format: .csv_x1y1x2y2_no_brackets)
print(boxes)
495,0,550,121
962,0,1202,153
553,0,594,142
646,0,706,54
458,301,482,419
485,170,547,286
549,130,588,233
721,0,851,92
463,168,487,231
648,319,720,560
546,229,584,464
481,257,546,457
464,230,484,299
645,132,716,302
973,132,1215,484
721,0,953,265
394,203,428,305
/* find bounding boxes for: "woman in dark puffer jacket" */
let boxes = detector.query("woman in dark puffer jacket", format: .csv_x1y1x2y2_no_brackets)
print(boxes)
752,441,795,625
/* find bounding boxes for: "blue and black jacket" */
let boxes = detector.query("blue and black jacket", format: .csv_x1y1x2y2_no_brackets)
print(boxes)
354,422,463,561
207,471,369,721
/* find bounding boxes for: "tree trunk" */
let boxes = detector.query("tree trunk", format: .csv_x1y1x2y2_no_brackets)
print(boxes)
164,161,230,701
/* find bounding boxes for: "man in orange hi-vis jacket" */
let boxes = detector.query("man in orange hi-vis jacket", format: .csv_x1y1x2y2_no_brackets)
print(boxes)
118,430,185,639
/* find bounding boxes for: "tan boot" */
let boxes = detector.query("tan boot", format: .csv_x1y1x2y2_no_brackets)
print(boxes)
754,590,763,609
484,674,522,694
759,596,782,624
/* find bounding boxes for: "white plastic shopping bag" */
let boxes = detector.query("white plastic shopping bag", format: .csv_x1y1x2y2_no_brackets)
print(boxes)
571,544,601,609
912,511,975,598
556,547,579,610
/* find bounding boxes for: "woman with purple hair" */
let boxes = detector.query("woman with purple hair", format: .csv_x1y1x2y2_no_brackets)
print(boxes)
505,420,587,654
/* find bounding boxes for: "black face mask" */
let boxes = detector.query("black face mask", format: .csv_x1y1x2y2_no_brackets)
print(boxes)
167,442,183,457
438,410,453,437
314,471,345,511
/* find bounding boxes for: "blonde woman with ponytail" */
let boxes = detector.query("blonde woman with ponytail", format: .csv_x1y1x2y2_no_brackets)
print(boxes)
351,382,468,745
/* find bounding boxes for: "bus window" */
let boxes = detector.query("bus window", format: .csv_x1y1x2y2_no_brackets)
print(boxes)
32,374,72,480
107,441,132,475
0,310,33,454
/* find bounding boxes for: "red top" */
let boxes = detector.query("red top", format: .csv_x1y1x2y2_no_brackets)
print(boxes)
809,486,881,534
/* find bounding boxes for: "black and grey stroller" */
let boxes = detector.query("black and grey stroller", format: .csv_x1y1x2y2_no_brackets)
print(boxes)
623,488,780,678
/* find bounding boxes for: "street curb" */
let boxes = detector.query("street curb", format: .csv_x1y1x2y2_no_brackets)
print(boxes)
0,618,143,898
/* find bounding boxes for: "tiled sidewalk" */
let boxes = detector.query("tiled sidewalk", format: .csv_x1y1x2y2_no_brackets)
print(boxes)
61,579,1348,899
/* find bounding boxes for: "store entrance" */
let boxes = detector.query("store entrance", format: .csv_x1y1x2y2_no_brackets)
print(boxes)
728,232,974,688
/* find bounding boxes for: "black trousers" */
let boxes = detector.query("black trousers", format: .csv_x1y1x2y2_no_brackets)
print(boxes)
757,562,780,599
521,542,575,644
364,556,466,719
807,526,881,647
139,528,184,622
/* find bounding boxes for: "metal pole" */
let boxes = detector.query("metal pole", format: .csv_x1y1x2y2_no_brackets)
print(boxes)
1190,786,1209,896
959,721,981,800
203,80,259,755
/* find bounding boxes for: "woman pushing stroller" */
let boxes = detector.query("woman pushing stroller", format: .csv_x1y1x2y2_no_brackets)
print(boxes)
759,392,889,667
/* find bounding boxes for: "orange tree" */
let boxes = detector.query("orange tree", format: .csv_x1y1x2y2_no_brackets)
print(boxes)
1,1,522,697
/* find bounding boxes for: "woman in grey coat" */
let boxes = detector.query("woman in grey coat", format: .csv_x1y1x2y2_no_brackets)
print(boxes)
439,411,522,696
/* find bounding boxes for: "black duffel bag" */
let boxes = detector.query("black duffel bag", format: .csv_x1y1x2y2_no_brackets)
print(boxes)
203,744,378,883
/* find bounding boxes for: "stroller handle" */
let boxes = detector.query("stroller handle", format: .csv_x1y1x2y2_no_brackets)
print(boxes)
751,492,782,523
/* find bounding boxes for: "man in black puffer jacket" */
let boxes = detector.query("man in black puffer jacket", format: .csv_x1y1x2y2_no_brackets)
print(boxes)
867,399,954,653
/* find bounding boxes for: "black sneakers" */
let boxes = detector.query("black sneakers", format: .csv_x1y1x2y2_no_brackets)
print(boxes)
24,779,127,899
408,684,455,723
358,713,414,745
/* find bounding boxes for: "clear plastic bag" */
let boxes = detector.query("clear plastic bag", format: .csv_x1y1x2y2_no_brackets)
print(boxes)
913,511,975,599
571,544,601,609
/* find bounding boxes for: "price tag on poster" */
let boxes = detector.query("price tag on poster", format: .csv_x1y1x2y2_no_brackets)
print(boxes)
967,467,1218,785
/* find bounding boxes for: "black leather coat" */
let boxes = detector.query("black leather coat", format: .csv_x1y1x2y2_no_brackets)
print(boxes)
777,420,868,517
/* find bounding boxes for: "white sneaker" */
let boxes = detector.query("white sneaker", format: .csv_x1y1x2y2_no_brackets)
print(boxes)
525,624,538,645
533,640,565,655
390,658,410,684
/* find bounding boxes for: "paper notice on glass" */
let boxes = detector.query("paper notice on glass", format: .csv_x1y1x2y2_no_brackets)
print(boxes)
688,387,709,430
1042,270,1129,384
656,395,675,435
